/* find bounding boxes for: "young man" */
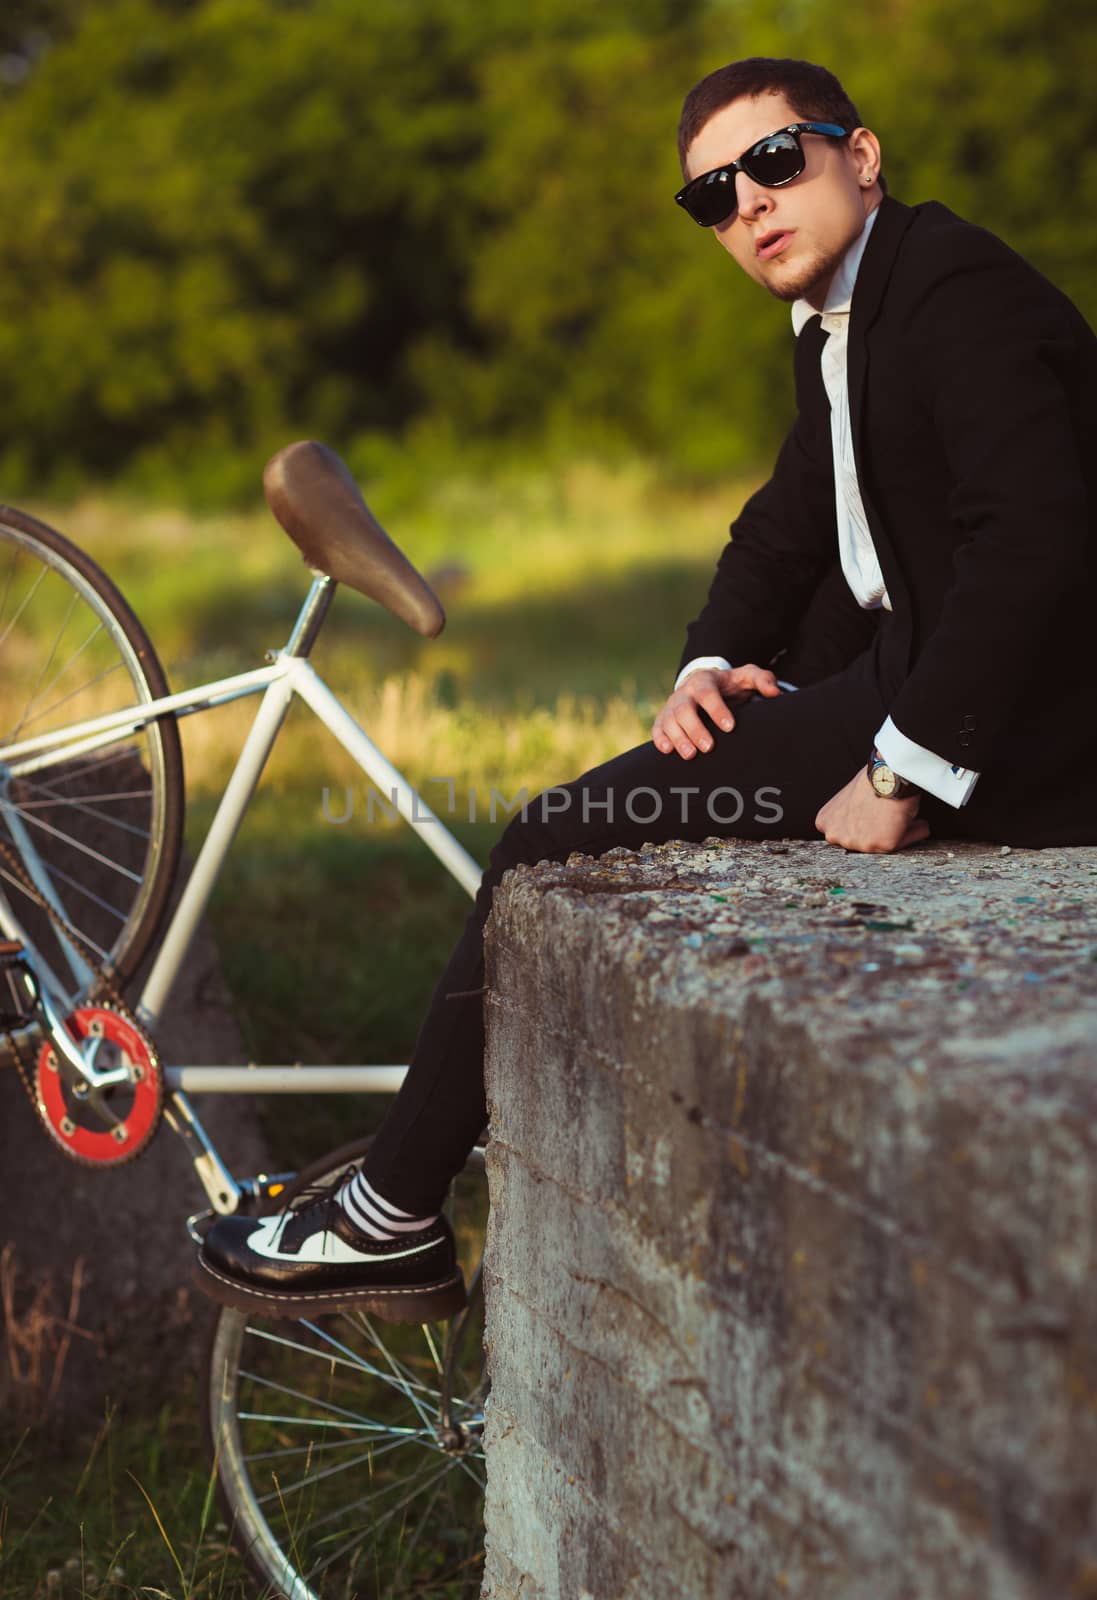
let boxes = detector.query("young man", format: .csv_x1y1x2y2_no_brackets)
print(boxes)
197,58,1097,1319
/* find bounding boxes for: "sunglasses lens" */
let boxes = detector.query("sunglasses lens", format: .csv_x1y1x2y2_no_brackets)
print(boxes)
681,170,737,227
742,131,804,187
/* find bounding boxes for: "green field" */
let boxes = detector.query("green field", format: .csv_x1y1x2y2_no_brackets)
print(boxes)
0,459,754,1597
29,461,751,1154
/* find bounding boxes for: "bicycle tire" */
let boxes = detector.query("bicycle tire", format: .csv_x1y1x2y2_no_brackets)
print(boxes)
0,506,184,1019
203,1138,488,1599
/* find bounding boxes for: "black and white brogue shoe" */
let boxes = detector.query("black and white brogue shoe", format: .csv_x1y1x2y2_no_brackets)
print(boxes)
195,1194,466,1323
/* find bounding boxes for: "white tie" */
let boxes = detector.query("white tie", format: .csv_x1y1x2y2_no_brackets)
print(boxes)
818,308,891,612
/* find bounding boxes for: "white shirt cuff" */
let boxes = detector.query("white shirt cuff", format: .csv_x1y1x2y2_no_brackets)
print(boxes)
875,715,980,808
674,655,732,692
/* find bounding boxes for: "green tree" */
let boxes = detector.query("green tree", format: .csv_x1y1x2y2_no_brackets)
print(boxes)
0,0,1092,498
0,0,494,489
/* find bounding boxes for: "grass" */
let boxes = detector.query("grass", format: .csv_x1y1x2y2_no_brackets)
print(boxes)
0,1389,257,1598
0,456,757,1593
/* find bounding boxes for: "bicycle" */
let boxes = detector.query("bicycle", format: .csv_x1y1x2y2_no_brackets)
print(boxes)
0,441,490,1599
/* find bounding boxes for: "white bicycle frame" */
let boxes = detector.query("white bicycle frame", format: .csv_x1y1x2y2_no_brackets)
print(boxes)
0,572,482,1213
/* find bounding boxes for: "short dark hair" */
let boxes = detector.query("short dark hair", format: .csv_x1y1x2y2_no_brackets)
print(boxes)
677,56,886,192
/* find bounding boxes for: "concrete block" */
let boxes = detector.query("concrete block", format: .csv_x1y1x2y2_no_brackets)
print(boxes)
480,840,1097,1600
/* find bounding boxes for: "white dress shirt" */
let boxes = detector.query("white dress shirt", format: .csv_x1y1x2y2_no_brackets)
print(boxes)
677,206,978,808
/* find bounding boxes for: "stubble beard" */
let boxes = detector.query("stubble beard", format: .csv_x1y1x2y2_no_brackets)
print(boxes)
762,239,848,305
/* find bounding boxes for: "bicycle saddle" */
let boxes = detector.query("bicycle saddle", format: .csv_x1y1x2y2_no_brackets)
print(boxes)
263,440,445,637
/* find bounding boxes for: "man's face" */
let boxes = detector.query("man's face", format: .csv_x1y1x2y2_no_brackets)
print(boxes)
683,90,881,307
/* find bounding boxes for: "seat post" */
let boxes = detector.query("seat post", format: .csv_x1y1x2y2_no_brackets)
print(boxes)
284,572,336,658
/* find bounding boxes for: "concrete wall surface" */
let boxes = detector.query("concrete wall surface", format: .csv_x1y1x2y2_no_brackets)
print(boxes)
480,837,1097,1600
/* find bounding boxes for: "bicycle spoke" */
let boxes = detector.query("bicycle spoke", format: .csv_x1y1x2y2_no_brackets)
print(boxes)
357,1326,442,1435
0,562,48,664
10,808,143,881
247,1433,412,1478
270,1319,437,1397
248,1321,442,1419
444,1389,487,1420
238,1368,426,1434
350,1310,447,1407
6,788,152,821
17,657,131,733
303,1454,456,1544
389,1468,449,1589
340,1308,439,1396
324,1314,440,1426
2,854,131,926
236,1410,419,1437
19,589,81,735
254,1435,423,1507
422,1321,445,1377
13,743,152,787
295,1519,377,1584
19,618,121,732
298,1316,442,1411
0,864,114,962
246,1321,385,1374
0,857,122,944
0,548,19,631
11,777,154,834
450,1450,488,1492
244,1431,403,1465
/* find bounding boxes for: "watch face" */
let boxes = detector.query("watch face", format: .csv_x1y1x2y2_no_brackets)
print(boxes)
871,763,900,797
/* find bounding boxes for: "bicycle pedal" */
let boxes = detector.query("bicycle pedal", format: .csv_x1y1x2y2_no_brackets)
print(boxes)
249,1172,299,1215
0,945,39,1030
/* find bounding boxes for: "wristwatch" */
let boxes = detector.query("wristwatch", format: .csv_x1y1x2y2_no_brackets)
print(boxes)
866,749,920,800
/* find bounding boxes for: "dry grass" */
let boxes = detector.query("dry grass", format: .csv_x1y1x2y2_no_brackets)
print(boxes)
0,1246,97,1418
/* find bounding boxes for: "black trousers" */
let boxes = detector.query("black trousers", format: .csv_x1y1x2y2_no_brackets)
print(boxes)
363,629,913,1214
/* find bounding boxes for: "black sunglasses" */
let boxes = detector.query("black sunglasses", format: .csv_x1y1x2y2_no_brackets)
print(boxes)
675,122,848,227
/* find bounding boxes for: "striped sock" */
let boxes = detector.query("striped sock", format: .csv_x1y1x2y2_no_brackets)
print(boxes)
337,1169,438,1241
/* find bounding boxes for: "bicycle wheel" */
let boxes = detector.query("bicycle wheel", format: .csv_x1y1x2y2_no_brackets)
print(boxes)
0,506,184,1018
204,1142,488,1600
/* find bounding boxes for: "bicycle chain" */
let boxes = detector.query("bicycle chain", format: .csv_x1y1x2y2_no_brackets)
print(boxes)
0,834,160,1153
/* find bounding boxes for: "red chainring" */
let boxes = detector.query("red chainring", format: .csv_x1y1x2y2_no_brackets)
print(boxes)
35,1005,163,1167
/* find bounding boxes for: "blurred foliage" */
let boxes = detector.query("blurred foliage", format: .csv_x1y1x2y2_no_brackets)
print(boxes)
0,0,1093,502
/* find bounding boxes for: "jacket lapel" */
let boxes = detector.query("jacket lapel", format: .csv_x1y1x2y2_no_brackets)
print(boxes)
847,196,918,644
847,194,916,447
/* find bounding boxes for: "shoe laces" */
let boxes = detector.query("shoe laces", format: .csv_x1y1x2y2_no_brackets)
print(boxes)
286,1179,341,1214
270,1182,349,1254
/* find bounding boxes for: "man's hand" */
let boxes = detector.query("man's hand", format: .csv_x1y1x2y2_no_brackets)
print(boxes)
652,664,781,759
815,768,930,853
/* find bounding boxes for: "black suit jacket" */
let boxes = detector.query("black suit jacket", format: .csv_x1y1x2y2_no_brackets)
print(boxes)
680,195,1097,843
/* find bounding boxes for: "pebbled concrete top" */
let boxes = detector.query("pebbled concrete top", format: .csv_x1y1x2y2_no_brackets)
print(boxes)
518,837,1097,1086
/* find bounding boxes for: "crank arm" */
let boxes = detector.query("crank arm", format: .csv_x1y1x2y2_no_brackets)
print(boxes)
11,952,130,1095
